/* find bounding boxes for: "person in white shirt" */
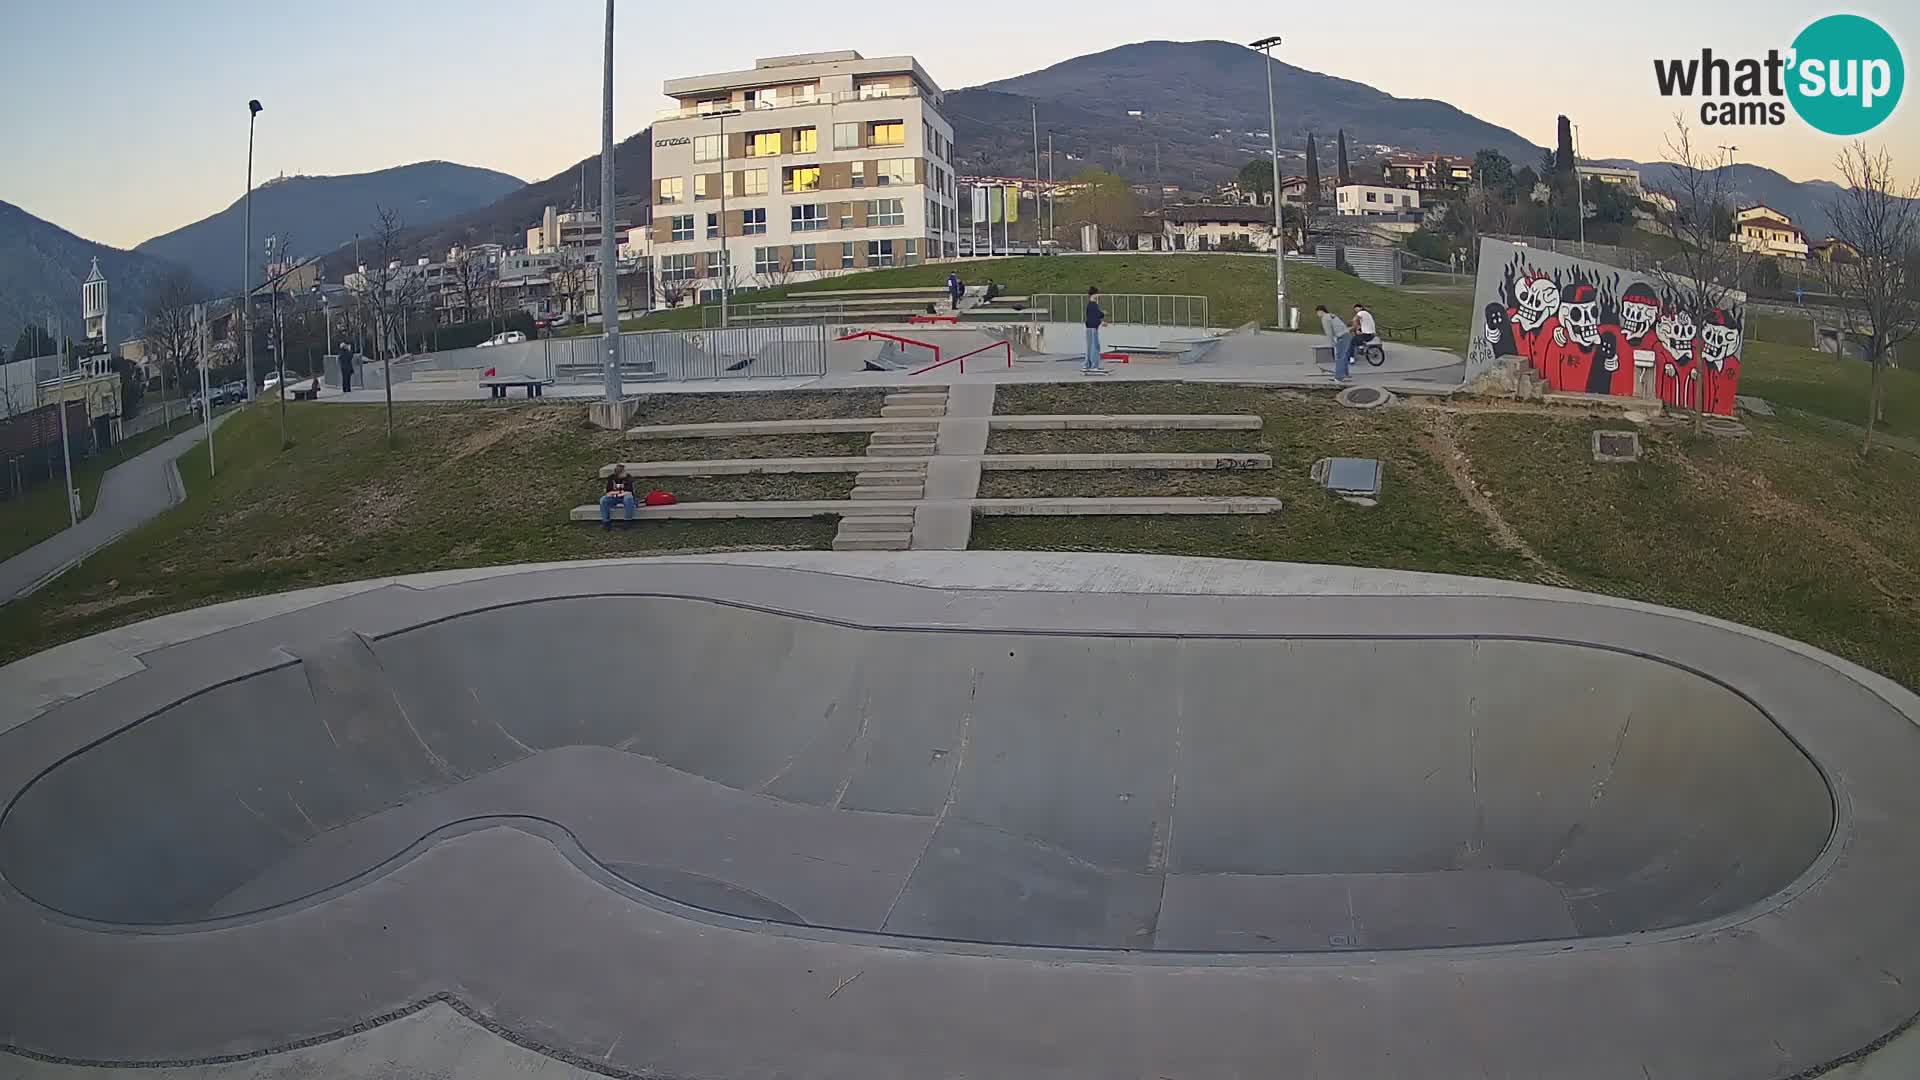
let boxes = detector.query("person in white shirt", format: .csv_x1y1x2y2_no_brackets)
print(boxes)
1350,304,1379,350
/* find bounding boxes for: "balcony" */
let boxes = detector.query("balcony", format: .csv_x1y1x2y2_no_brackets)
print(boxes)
656,85,925,122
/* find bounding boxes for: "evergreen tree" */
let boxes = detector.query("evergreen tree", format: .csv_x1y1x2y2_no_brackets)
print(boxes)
1337,130,1352,185
1305,133,1321,205
1555,115,1575,174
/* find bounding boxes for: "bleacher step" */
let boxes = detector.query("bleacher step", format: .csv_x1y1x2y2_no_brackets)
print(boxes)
855,471,927,486
832,533,913,551
880,405,946,418
849,486,923,501
869,430,940,445
838,515,916,533
867,443,937,457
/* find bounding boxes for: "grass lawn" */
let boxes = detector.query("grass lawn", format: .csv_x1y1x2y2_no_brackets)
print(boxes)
1458,409,1920,691
0,410,202,563
0,403,844,665
621,255,1474,352
1737,339,1920,443
973,384,1523,580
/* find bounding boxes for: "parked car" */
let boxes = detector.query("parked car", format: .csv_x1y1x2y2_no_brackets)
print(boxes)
477,331,528,348
222,381,247,404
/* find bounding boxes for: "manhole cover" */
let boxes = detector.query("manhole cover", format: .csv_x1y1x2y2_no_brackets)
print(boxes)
1337,385,1392,409
1312,457,1383,501
1592,430,1642,464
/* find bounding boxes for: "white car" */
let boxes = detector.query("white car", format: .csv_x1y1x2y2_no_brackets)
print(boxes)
477,331,528,348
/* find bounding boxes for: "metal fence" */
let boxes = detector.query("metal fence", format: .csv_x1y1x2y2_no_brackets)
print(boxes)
1032,293,1211,328
626,323,830,380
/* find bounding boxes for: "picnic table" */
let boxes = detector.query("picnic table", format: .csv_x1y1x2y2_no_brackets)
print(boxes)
479,373,553,399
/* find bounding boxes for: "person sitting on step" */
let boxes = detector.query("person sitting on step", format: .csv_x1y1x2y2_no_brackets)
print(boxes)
600,464,638,530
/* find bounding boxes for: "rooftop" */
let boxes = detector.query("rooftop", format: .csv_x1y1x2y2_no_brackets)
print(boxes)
663,52,941,99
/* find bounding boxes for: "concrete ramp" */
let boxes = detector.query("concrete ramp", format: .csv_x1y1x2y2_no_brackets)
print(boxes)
0,597,1831,949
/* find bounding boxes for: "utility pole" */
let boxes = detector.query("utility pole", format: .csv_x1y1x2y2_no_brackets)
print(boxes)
49,307,76,528
1031,102,1040,251
196,303,215,477
718,109,733,327
1571,122,1586,256
1047,132,1056,243
598,0,621,403
243,99,262,401
1250,36,1289,329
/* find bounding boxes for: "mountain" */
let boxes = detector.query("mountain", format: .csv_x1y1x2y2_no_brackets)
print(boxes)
947,40,1542,188
0,200,183,355
135,160,525,294
1600,159,1848,240
314,130,653,281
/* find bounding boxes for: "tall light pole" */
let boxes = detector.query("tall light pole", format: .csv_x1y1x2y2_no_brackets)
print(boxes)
1031,102,1040,251
598,0,621,403
243,99,262,401
1047,132,1056,244
712,108,741,326
1250,37,1288,329
1570,122,1586,256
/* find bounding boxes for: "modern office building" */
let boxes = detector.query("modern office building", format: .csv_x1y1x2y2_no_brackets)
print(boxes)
649,51,960,292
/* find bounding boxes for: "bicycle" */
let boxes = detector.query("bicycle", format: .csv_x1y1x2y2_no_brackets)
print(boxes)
1355,336,1387,367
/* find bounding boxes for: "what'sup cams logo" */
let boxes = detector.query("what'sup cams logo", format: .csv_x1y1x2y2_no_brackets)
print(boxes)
1654,14,1903,134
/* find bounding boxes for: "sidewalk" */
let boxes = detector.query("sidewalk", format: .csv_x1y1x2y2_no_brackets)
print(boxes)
0,414,230,604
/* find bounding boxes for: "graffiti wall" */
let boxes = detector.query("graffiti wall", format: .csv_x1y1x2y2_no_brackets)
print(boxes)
1465,239,1744,415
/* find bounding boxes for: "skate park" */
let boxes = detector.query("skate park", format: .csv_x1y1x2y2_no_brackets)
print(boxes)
3,553,1920,1079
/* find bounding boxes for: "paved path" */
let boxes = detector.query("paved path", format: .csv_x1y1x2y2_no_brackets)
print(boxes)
0,415,229,604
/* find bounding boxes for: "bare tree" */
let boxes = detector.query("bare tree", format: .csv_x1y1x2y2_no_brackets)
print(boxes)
358,206,425,445
449,247,494,325
1646,116,1758,434
142,269,203,428
1817,142,1920,454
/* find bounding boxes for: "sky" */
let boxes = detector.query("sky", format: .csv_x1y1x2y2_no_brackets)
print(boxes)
3,0,1916,249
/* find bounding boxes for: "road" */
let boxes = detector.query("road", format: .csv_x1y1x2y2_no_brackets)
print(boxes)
0,412,230,604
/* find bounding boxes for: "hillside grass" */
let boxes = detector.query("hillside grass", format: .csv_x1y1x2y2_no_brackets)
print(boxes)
619,255,1474,352
0,403,842,664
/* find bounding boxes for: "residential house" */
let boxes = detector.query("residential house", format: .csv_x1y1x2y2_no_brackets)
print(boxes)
1732,205,1809,260
1160,204,1274,251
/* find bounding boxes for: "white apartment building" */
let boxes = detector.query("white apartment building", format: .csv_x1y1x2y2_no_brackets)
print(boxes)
649,51,960,292
1335,184,1421,217
1732,205,1810,260
1578,164,1645,197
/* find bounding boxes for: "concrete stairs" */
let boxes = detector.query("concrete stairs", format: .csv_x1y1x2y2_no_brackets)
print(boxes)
832,387,948,551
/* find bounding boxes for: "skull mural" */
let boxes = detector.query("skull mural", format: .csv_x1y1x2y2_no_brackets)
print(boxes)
1557,283,1602,348
1699,309,1740,368
1515,274,1560,331
1618,284,1660,342
1657,308,1697,361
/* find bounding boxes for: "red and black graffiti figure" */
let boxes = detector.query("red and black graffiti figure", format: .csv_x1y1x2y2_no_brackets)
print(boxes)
1509,274,1562,377
1655,307,1699,410
1607,283,1661,398
1543,283,1609,393
1697,309,1742,416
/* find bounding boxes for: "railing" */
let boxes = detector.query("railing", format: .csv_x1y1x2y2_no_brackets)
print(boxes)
910,340,1010,376
656,86,927,122
836,329,939,368
1032,294,1210,328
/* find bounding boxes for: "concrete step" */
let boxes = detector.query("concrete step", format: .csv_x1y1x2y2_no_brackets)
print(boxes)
867,442,938,457
838,515,916,533
849,486,923,501
880,405,946,418
884,392,949,405
833,533,913,551
869,429,939,445
855,471,927,487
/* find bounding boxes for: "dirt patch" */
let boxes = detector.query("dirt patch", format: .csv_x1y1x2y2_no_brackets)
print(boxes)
343,484,414,537
53,589,158,620
1419,408,1575,588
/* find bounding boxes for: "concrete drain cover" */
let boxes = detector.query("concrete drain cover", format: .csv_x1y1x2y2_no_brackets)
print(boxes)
1736,395,1776,417
1311,457,1383,505
1592,430,1642,464
1337,385,1393,409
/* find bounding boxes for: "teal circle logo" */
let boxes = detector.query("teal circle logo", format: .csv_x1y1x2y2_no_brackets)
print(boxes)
1788,15,1903,135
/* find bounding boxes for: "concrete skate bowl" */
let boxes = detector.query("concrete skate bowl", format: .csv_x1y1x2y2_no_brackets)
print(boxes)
0,596,1833,951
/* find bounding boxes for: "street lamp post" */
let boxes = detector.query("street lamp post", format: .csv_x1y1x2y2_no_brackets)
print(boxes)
713,109,742,326
598,0,621,403
1571,122,1587,255
243,99,262,400
1250,37,1289,329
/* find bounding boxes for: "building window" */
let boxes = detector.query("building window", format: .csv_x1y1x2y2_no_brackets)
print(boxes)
792,204,828,232
875,158,913,186
791,244,817,272
754,246,780,276
659,177,684,204
794,127,817,153
784,165,820,193
858,82,898,100
866,239,896,267
694,174,709,199
868,120,904,147
670,215,694,242
1383,193,1395,205
924,123,934,153
706,213,719,239
833,122,859,150
747,131,782,157
742,169,768,196
839,207,854,228
904,238,920,266
1366,191,1377,202
662,254,697,281
841,242,856,269
741,207,766,235
694,134,722,163
867,199,904,227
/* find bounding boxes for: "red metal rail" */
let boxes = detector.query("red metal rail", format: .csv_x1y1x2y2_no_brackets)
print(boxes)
836,329,939,367
910,339,1011,376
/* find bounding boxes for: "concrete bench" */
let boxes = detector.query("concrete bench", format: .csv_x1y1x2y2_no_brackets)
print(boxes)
480,374,553,399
